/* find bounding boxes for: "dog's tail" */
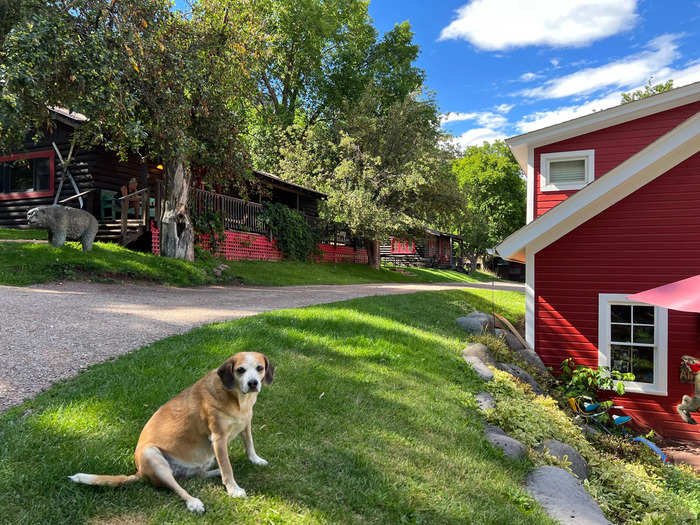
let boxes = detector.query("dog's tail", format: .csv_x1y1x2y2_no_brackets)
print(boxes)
68,472,141,488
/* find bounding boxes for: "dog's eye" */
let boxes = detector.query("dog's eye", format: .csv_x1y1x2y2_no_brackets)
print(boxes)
236,367,246,374
256,365,264,372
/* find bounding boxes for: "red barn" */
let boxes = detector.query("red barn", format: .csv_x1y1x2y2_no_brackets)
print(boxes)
497,82,700,441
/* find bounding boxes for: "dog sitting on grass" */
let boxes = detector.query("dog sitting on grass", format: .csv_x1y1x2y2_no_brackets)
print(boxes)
69,352,274,513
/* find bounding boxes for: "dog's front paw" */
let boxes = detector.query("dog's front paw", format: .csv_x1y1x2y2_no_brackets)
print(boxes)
226,484,247,498
186,497,206,513
249,454,268,466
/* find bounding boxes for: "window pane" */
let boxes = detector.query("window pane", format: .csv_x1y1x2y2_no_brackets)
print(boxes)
8,159,33,192
631,346,654,384
611,304,631,323
633,305,654,325
34,157,50,191
549,159,585,184
633,325,654,344
611,345,631,374
611,324,631,342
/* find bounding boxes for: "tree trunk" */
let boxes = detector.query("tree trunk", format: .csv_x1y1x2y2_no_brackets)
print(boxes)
365,238,380,269
160,159,195,261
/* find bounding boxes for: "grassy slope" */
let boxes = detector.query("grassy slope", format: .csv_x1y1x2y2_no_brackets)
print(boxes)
0,241,499,287
0,227,47,240
0,289,550,525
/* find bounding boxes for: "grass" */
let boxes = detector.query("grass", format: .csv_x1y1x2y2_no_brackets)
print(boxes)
0,226,47,240
0,240,500,287
0,289,553,525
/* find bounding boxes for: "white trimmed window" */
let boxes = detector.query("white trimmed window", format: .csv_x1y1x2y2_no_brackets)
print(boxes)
598,294,668,396
540,150,594,191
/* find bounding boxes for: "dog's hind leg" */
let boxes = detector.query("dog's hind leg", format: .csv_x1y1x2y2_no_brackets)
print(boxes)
139,446,205,513
201,468,220,479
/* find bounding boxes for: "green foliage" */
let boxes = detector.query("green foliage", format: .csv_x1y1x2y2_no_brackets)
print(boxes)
621,78,674,104
558,358,634,399
259,203,319,260
191,209,225,253
451,140,526,270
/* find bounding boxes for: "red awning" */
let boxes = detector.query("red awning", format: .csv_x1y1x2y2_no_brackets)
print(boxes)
627,275,700,313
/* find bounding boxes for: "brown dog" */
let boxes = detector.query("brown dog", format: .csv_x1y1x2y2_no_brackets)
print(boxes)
69,352,274,513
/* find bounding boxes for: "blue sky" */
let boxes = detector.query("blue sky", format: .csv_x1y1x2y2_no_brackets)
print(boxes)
367,0,700,148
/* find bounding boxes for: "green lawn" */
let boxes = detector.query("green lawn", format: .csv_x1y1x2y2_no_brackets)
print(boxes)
0,289,551,525
0,289,696,525
0,227,47,240
0,240,499,287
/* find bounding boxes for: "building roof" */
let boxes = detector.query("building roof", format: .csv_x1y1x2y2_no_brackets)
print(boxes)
496,112,700,263
506,81,700,172
253,170,326,199
425,227,463,241
49,107,88,127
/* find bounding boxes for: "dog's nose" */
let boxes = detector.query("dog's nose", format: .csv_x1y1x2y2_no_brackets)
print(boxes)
248,379,259,390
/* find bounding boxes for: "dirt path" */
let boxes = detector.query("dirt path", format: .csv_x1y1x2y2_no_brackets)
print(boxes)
0,280,523,411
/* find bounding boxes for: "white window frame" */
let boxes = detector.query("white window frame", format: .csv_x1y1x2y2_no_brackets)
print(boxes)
598,293,668,396
540,150,594,192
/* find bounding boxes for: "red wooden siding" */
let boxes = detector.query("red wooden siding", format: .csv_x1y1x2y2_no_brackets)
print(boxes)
391,237,415,254
535,151,700,440
534,101,700,218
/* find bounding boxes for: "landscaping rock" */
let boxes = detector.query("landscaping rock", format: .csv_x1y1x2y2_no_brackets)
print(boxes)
456,311,494,334
485,426,527,459
462,356,494,382
495,328,525,350
526,466,612,525
213,263,230,277
475,391,496,411
536,440,589,480
496,362,544,395
461,343,497,366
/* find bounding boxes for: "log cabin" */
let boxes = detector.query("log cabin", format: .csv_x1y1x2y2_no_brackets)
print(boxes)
380,228,462,268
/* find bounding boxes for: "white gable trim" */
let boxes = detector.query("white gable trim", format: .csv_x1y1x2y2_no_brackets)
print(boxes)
497,112,700,263
507,81,700,171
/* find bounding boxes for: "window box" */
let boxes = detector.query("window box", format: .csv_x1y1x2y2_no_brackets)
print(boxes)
0,150,55,200
540,150,594,192
598,293,668,396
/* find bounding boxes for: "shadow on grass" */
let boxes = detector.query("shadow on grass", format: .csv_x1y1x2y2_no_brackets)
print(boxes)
0,290,544,524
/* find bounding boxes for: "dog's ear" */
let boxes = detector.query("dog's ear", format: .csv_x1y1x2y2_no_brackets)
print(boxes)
263,355,275,385
217,360,236,390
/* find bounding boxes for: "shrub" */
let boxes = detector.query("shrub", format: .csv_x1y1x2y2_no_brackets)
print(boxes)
259,203,319,261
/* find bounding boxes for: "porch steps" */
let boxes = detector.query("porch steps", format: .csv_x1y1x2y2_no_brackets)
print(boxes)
96,220,146,246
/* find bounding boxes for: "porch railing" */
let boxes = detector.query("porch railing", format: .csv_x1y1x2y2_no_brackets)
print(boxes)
189,187,266,234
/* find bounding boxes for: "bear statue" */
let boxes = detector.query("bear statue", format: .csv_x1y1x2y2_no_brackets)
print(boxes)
27,205,98,251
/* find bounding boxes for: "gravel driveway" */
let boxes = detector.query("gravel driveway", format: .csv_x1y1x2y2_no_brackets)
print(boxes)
0,280,523,411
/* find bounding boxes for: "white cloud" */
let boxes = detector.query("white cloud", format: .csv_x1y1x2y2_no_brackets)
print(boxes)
550,58,560,67
519,72,542,82
521,34,681,99
451,128,507,149
494,103,514,114
440,111,507,128
516,61,700,133
439,0,638,50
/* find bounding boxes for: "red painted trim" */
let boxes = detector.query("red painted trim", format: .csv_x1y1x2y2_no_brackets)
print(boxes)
391,237,416,254
0,150,55,200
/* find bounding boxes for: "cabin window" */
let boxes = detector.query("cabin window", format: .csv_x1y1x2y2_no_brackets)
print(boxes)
0,151,54,200
598,294,668,396
540,150,594,191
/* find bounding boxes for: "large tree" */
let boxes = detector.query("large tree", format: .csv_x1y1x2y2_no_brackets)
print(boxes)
278,85,458,268
452,141,525,272
0,0,261,259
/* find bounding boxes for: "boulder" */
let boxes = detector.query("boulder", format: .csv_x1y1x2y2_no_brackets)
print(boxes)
462,343,497,366
485,426,527,459
526,466,612,524
536,440,589,480
496,362,544,395
495,328,525,350
462,356,494,382
475,392,496,411
456,311,495,334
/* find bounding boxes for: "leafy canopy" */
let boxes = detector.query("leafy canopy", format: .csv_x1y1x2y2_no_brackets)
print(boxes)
621,78,674,104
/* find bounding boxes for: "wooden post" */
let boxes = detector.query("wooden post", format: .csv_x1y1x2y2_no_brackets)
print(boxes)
121,198,128,242
142,189,149,227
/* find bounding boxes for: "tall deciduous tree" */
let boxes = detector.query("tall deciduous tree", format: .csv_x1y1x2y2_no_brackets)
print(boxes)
0,0,261,260
452,141,525,272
